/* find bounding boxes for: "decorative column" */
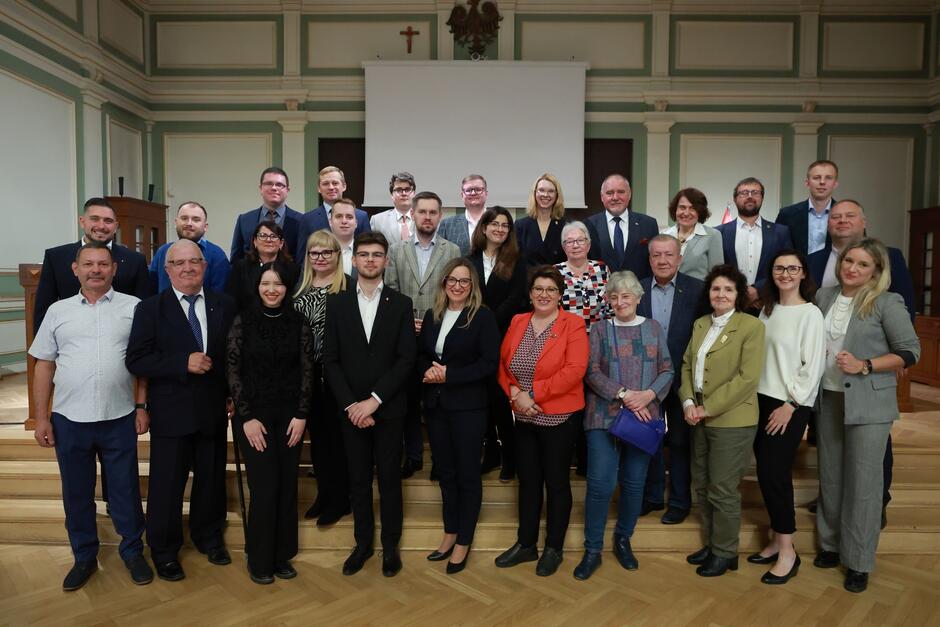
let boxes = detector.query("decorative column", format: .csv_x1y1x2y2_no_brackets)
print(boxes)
279,116,308,210
791,121,823,202
436,0,454,60
497,0,515,61
644,119,675,225
81,89,107,198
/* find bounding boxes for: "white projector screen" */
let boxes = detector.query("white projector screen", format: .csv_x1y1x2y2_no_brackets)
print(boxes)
364,61,587,209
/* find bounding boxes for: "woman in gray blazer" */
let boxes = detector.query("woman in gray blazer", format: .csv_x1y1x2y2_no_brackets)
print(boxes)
814,238,919,594
661,188,724,280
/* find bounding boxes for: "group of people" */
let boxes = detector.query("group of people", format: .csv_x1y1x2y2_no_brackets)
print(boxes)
30,159,918,596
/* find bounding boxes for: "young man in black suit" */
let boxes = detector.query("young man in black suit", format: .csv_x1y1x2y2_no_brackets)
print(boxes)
126,239,236,582
230,166,303,262
322,232,417,577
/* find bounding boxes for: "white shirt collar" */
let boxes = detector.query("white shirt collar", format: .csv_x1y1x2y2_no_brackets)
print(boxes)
711,309,735,325
172,286,205,302
81,237,113,249
605,209,628,223
356,281,383,299
737,216,763,230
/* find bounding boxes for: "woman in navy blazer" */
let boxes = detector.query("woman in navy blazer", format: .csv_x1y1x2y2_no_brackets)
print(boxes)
514,173,569,266
418,258,500,574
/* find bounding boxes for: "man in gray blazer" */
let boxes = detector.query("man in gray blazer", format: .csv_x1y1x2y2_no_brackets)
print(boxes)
437,174,488,255
385,191,461,477
370,172,416,244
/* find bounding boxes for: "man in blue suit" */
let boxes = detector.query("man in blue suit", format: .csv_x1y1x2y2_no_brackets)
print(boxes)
230,167,303,262
715,177,793,308
637,234,705,524
585,174,659,280
775,160,839,256
295,166,370,261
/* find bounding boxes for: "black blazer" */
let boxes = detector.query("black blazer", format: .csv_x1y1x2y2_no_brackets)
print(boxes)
34,241,151,333
514,216,568,266
584,210,659,279
295,204,371,261
322,285,416,420
637,272,706,391
229,205,304,262
417,306,500,411
776,200,833,257
224,258,300,313
469,251,529,334
125,289,235,437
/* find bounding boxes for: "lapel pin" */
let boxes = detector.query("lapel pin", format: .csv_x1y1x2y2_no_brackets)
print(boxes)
720,334,728,343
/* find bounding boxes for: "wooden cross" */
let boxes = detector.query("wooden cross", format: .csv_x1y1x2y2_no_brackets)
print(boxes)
400,25,420,54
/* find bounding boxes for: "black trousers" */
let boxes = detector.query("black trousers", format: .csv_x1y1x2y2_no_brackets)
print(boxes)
238,412,302,574
309,365,349,515
644,390,692,510
515,418,577,551
483,375,515,467
754,394,811,535
427,406,487,545
147,431,227,563
341,413,404,549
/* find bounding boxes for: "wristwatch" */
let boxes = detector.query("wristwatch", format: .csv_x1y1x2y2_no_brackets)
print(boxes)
134,402,149,411
861,359,873,375
617,388,627,400
787,399,800,409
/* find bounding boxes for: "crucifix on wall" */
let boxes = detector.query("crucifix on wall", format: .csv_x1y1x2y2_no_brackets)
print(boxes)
400,25,420,54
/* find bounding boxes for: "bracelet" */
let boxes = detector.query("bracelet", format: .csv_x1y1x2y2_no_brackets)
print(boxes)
134,402,148,411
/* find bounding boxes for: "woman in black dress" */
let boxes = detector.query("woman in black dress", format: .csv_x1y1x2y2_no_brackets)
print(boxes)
226,261,315,584
225,221,298,312
514,173,568,266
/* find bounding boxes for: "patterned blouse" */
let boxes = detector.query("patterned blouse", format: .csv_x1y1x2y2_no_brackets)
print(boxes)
293,285,329,362
555,260,611,333
509,319,572,427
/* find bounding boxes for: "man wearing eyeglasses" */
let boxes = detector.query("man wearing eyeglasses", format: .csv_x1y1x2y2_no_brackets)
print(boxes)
230,167,304,262
371,172,417,243
127,238,236,582
716,177,793,308
149,201,230,294
438,174,489,255
294,166,371,261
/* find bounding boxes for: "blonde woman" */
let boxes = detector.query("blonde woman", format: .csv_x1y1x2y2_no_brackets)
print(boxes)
293,230,350,527
515,173,568,266
417,258,500,574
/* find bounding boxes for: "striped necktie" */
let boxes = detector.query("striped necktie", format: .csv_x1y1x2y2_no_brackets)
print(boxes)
183,294,204,352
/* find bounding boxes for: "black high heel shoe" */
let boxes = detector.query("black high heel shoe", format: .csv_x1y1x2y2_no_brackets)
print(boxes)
761,555,800,585
747,551,778,565
427,545,455,561
447,547,471,574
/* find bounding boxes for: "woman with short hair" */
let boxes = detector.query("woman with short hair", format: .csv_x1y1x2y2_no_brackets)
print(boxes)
661,188,723,280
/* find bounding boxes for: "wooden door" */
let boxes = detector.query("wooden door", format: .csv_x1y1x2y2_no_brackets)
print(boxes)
106,196,168,264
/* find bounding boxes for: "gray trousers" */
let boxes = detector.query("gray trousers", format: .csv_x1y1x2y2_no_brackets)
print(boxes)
691,424,757,559
817,390,892,573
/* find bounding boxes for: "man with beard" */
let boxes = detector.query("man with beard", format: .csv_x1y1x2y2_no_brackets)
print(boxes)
716,177,793,308
230,167,303,262
294,166,370,261
149,201,230,293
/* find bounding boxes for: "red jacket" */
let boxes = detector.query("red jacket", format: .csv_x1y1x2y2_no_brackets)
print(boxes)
498,309,589,415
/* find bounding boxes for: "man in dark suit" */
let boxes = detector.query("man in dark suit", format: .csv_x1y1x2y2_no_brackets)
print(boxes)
585,174,659,280
716,177,793,307
34,197,150,333
126,239,235,582
230,166,303,262
637,234,705,525
322,232,416,578
295,166,370,261
775,160,839,256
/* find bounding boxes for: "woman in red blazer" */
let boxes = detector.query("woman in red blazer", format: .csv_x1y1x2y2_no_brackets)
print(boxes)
494,265,589,576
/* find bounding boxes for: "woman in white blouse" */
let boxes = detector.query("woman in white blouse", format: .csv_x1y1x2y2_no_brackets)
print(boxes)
662,188,724,280
748,249,825,585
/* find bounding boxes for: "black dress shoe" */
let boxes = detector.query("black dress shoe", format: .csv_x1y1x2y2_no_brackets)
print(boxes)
248,565,274,585
613,533,638,571
63,560,98,591
155,560,185,582
446,548,470,575
124,554,154,585
105,503,111,517
536,547,563,576
747,551,778,565
317,506,351,527
573,551,602,580
495,543,538,568
696,554,738,577
274,561,297,579
813,550,840,569
807,498,818,514
401,458,423,479
640,501,665,516
498,465,516,482
761,555,800,585
342,546,374,575
304,499,323,519
661,507,689,525
207,547,231,565
844,569,869,593
686,546,711,565
427,546,454,561
382,548,402,577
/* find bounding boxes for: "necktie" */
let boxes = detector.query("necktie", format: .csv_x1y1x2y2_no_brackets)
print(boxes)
266,210,277,223
400,214,410,241
612,216,625,269
183,294,204,352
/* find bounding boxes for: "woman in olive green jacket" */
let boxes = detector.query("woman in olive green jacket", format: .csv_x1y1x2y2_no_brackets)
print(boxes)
679,264,765,578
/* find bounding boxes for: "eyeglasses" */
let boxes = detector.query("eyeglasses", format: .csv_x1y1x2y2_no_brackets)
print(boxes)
355,251,387,260
772,265,802,275
261,181,288,190
562,237,588,247
488,222,510,231
256,233,282,241
166,258,205,268
445,277,472,287
462,187,486,196
392,187,413,195
308,250,335,259
736,189,763,198
531,286,560,296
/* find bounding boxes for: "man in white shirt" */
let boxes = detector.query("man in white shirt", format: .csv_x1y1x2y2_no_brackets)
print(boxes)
371,172,416,243
330,198,359,272
438,174,488,254
30,243,153,591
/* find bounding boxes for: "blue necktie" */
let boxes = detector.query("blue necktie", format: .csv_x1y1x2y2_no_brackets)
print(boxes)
183,294,204,352
612,216,625,269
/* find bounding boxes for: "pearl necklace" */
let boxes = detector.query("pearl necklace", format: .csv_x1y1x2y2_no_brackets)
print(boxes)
827,294,854,339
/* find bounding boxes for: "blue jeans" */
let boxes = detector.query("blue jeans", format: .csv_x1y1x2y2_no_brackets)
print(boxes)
583,428,651,553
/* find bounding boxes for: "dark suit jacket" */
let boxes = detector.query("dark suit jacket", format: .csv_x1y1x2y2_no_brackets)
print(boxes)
638,273,705,391
322,285,416,420
514,216,568,266
715,218,793,287
295,204,370,261
125,289,235,437
807,244,915,322
584,210,659,279
469,251,529,334
417,307,500,411
776,200,832,257
34,241,151,333
230,205,303,262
